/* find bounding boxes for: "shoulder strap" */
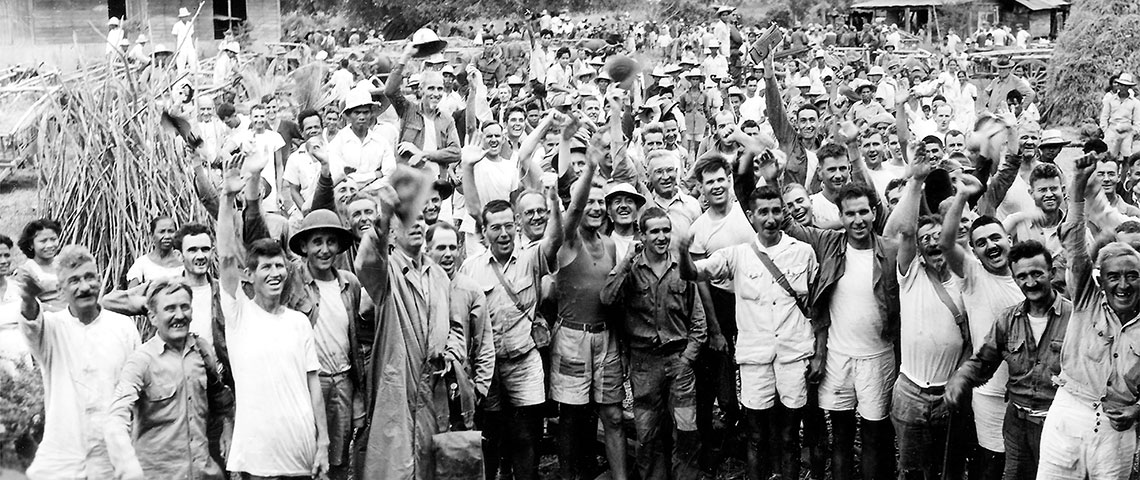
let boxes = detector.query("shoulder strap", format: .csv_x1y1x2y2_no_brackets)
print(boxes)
923,266,971,347
749,242,809,317
490,260,534,321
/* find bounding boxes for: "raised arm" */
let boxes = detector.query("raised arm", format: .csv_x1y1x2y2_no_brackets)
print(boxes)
517,113,559,191
460,132,487,229
1065,153,1098,306
539,177,566,271
938,173,983,278
217,168,247,296
976,152,1024,217
764,53,796,145
891,154,930,271
354,187,396,302
560,137,598,246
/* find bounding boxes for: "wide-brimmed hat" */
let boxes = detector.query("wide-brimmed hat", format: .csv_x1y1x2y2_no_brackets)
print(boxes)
410,28,447,58
716,6,736,15
136,34,149,43
727,86,746,98
108,17,121,26
506,74,526,86
288,209,357,256
867,66,886,77
343,87,378,112
604,182,646,207
851,78,875,92
178,7,191,17
1038,129,1069,147
993,57,1015,69
1117,73,1138,86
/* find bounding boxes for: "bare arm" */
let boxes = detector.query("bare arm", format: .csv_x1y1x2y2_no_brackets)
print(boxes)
308,371,330,476
539,177,566,271
892,161,929,273
217,169,246,296
938,174,982,278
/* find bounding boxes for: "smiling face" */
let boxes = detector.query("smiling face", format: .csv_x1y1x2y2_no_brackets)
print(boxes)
1012,254,1053,303
248,254,288,299
648,156,678,197
917,222,945,268
840,196,875,243
749,197,784,240
583,186,607,229
607,193,639,227
860,133,885,168
427,227,459,275
662,120,680,145
1097,160,1121,196
180,233,212,276
422,76,445,111
507,111,527,138
483,123,504,157
796,108,819,139
1101,253,1140,314
970,223,1011,272
1030,176,1063,213
699,166,731,208
33,228,60,261
60,260,101,311
250,106,268,132
302,231,344,273
783,186,813,224
153,218,177,253
819,155,851,193
483,209,518,259
515,192,549,241
640,216,672,256
301,115,322,141
150,288,193,347
347,198,377,236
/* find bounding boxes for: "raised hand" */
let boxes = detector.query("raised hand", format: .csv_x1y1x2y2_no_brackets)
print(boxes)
953,171,983,197
461,130,487,166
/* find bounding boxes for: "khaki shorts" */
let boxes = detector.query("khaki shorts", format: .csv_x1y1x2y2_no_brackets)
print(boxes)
818,349,896,421
740,358,810,410
485,348,546,411
549,323,626,405
972,392,1007,453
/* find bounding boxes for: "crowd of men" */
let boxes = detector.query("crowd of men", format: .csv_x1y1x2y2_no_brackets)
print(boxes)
5,5,1140,480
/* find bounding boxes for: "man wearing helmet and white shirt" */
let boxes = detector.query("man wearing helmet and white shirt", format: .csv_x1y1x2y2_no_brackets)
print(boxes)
327,88,397,186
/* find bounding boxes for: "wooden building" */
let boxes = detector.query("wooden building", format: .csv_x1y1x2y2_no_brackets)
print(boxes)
851,0,1069,39
0,0,280,64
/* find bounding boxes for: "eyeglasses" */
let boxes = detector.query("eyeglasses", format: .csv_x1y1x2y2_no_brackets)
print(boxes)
521,208,549,217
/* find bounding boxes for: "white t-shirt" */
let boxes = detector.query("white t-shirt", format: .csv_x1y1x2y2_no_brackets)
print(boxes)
25,309,140,479
828,246,891,358
996,173,1035,221
898,257,965,386
1028,313,1047,346
314,279,352,375
809,192,840,226
126,255,184,284
612,232,636,261
189,284,214,347
473,155,520,206
688,202,756,291
958,255,1024,397
222,290,320,476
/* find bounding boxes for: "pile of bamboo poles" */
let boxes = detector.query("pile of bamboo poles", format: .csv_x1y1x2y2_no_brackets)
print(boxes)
35,66,208,290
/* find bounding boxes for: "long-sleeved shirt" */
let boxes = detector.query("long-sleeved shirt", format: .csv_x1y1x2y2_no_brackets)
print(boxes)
1055,201,1140,409
767,76,822,193
601,253,707,361
1100,92,1140,133
452,273,495,397
691,235,817,365
954,294,1072,411
22,309,141,479
105,336,233,480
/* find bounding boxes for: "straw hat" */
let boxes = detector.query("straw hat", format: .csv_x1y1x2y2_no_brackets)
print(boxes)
108,17,121,26
993,57,1015,69
1117,73,1138,86
425,53,447,65
288,210,356,256
136,34,148,43
1038,129,1069,147
507,75,526,86
716,6,736,15
867,66,886,77
178,7,191,17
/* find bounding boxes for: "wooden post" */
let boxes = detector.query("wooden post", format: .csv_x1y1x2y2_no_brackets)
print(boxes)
905,6,912,32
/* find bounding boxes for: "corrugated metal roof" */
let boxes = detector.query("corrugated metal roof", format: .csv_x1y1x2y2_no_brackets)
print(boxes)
850,0,950,8
1012,0,1070,10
